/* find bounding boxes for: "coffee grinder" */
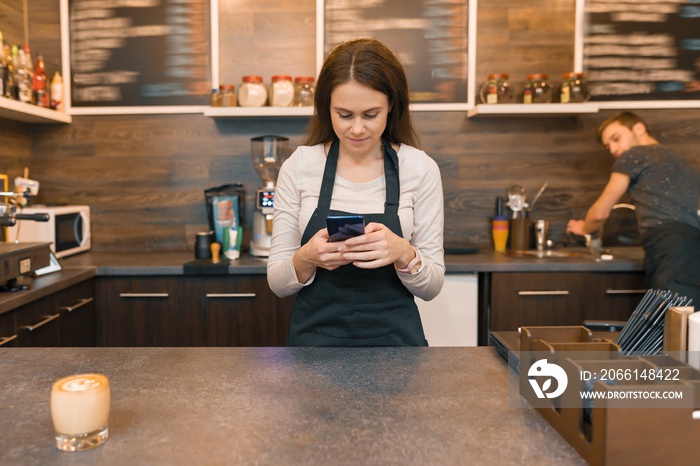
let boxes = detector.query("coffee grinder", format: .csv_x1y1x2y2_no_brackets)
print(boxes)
249,135,289,257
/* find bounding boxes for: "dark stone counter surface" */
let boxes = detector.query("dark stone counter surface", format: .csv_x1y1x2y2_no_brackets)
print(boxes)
1,248,644,316
60,246,645,275
0,346,585,465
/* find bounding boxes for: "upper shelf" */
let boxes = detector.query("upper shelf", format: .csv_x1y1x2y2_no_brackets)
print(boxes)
204,106,314,118
467,103,599,118
0,97,72,124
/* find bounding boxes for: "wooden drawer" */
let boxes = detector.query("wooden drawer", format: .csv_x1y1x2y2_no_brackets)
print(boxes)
490,272,647,332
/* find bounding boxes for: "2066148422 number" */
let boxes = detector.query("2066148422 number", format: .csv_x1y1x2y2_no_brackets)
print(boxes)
596,368,681,382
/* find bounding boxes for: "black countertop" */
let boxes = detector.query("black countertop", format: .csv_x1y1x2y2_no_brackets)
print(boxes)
1,247,644,315
60,247,645,275
0,346,586,465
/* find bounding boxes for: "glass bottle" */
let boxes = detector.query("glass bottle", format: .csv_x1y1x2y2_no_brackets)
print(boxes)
210,88,221,107
9,45,19,100
270,75,294,107
32,53,49,107
559,72,589,103
238,75,267,107
17,47,33,104
523,74,552,104
220,84,236,107
0,32,6,97
293,76,315,107
479,74,513,104
50,71,64,111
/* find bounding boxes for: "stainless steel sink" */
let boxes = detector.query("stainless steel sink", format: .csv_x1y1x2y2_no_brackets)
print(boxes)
504,250,585,259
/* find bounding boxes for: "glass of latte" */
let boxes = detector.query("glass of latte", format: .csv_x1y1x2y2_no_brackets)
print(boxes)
50,373,110,451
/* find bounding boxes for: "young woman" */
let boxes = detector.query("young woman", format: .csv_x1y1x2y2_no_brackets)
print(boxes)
267,39,445,346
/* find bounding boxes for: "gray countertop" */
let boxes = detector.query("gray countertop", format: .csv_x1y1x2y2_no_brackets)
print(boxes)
0,346,585,465
1,247,644,316
60,246,645,275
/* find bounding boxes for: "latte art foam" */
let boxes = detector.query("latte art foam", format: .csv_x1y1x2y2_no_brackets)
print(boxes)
59,376,105,392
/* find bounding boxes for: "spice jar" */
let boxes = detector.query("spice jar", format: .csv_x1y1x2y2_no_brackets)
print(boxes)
523,74,553,104
479,74,513,104
293,76,315,107
559,72,589,103
270,75,295,107
220,85,236,107
210,88,222,107
238,75,267,107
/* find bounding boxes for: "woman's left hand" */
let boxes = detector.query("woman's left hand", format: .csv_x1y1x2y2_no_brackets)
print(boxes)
340,222,413,270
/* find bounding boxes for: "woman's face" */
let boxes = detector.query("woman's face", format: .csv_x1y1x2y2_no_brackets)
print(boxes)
329,80,390,158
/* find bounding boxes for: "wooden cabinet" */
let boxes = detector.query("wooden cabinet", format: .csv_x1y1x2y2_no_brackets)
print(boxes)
489,272,647,332
95,277,182,346
14,280,95,347
95,275,294,347
56,282,97,347
0,309,17,347
184,276,287,347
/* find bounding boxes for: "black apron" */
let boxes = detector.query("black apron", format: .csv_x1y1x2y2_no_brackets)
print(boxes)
287,138,427,347
642,221,700,305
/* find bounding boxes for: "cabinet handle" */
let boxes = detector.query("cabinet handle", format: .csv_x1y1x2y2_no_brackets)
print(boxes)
0,334,17,346
60,297,94,312
517,290,570,296
21,313,61,332
206,293,256,298
605,289,647,295
119,293,170,298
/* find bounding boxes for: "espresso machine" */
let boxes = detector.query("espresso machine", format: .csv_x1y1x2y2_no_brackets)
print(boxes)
249,135,289,257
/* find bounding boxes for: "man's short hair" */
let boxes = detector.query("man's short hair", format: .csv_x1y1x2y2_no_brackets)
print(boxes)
595,111,650,145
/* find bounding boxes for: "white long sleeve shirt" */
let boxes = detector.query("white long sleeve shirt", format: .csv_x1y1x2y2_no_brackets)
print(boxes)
267,143,445,301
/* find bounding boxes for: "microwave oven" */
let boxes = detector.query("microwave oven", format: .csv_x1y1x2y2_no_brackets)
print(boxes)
7,205,91,258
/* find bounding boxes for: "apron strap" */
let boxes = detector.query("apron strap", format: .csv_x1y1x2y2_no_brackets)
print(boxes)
317,139,340,212
316,138,400,215
382,140,400,216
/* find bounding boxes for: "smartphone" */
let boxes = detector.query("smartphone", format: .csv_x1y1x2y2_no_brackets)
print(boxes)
325,215,365,242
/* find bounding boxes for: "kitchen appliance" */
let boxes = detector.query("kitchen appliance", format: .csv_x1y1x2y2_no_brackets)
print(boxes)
249,135,289,257
7,205,90,258
0,242,51,291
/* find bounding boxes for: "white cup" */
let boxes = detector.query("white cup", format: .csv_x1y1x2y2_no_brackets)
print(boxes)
50,373,110,451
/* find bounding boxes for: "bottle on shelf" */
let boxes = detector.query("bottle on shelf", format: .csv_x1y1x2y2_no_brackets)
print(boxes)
0,31,6,98
522,74,552,104
293,76,315,107
270,75,294,107
479,74,513,104
10,45,19,100
17,46,33,104
238,76,267,107
50,71,64,111
33,53,49,107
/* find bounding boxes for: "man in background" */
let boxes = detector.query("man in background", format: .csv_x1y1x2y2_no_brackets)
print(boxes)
567,111,700,305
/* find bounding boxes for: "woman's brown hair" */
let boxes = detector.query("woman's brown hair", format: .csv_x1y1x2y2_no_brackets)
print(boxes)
304,38,419,148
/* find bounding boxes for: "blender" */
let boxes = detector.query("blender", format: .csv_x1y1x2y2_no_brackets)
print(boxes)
249,135,289,257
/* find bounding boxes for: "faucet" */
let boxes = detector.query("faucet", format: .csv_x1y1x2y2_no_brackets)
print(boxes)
584,203,638,256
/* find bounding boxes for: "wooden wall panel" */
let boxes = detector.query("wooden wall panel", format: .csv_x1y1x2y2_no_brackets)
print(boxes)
3,0,699,253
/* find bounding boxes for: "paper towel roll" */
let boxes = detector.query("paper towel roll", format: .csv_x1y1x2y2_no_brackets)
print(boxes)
687,311,700,370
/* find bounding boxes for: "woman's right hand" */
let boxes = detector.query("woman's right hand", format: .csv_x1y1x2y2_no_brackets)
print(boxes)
293,228,353,283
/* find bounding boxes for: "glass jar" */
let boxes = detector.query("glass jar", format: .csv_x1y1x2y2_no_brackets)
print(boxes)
523,74,553,104
210,88,221,107
270,75,295,107
294,76,315,107
220,85,236,107
238,76,267,107
559,72,589,103
479,74,513,104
